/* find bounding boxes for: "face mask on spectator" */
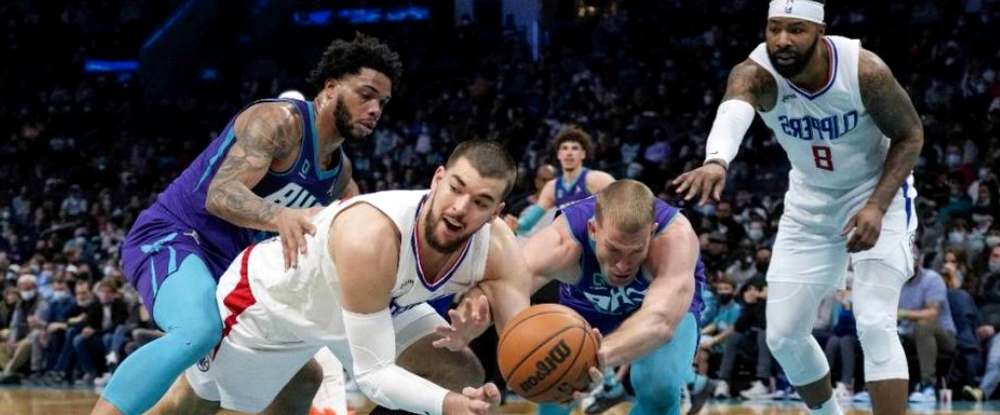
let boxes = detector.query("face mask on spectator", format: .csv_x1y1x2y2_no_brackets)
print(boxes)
756,261,770,274
20,290,36,301
718,293,734,305
980,168,991,181
987,235,1000,248
990,258,1000,273
946,154,962,168
748,228,764,241
52,290,71,301
949,231,967,245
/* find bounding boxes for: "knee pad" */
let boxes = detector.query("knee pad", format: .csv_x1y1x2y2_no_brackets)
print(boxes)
765,283,831,386
852,260,909,381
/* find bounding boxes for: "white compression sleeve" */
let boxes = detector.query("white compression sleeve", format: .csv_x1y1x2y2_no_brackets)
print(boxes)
342,308,450,415
704,99,756,165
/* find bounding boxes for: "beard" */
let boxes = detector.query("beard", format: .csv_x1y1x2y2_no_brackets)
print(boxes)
422,193,470,253
334,96,364,142
767,35,819,78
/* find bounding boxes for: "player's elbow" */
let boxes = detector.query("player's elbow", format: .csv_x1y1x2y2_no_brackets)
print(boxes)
204,182,225,216
649,321,675,345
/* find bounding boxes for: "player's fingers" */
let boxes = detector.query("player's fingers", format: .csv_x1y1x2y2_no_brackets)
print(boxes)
711,177,724,201
302,220,317,237
280,230,292,269
698,178,715,207
588,366,604,384
591,328,603,345
469,400,490,414
483,383,501,403
841,215,857,237
296,225,309,256
672,173,690,189
683,175,701,201
286,227,302,267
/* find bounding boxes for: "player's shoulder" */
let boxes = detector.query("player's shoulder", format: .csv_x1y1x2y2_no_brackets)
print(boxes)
234,101,304,144
585,170,615,190
726,59,778,111
330,202,401,250
857,48,894,84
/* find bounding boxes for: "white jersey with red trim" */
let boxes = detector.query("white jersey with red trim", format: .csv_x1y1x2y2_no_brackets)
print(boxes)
244,189,491,345
749,36,890,190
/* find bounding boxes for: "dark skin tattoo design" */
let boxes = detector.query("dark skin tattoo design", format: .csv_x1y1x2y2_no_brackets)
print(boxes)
721,59,778,112
205,102,303,230
857,49,924,211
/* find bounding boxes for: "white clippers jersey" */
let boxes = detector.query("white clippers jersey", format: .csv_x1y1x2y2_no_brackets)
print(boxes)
248,189,491,345
749,36,890,190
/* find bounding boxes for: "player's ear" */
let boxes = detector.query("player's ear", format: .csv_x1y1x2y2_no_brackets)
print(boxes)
817,22,826,36
587,218,598,239
430,166,446,190
650,222,659,238
492,202,506,220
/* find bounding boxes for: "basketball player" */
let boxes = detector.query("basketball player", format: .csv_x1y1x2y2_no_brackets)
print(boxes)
522,180,707,415
149,140,534,415
94,34,401,415
516,125,614,235
672,1,923,414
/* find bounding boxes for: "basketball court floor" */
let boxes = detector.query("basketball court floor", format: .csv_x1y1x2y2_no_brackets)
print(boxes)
2,386,999,415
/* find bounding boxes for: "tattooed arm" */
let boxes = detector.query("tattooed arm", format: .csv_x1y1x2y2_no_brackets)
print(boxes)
858,49,924,212
206,101,318,269
841,49,924,253
672,60,776,205
205,102,301,229
720,59,778,112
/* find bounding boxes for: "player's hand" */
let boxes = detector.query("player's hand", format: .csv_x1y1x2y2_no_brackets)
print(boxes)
443,383,500,415
433,294,491,351
568,328,606,402
272,207,321,269
81,327,95,338
671,163,727,206
841,203,884,253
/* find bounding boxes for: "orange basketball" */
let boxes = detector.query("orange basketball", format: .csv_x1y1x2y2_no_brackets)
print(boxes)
497,304,599,403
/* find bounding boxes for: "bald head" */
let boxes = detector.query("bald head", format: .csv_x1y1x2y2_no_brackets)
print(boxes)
594,179,657,235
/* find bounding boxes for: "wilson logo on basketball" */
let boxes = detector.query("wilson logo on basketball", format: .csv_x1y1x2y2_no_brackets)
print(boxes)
518,340,572,393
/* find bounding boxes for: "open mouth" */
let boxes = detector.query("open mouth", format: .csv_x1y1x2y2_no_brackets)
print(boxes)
442,216,463,233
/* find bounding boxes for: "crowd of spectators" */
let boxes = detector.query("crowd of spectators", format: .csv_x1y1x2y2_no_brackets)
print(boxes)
1,0,999,403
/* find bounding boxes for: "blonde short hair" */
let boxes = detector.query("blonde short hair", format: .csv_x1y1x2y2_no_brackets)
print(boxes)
594,180,657,234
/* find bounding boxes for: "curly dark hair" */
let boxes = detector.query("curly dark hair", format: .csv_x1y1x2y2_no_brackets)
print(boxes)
551,124,593,158
308,33,403,90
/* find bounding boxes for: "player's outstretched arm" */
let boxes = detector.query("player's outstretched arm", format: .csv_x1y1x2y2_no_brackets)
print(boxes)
672,60,775,206
516,179,557,234
600,214,699,368
522,216,584,294
478,218,534,331
842,49,924,253
206,101,318,269
329,204,493,415
435,218,573,351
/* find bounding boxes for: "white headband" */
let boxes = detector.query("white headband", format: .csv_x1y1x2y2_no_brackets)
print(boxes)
769,0,825,24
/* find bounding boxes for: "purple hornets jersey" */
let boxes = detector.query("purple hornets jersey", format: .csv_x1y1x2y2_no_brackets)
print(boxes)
122,99,346,311
554,168,591,209
558,197,705,333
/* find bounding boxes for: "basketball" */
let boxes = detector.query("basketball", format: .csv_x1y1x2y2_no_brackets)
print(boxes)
497,304,599,403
